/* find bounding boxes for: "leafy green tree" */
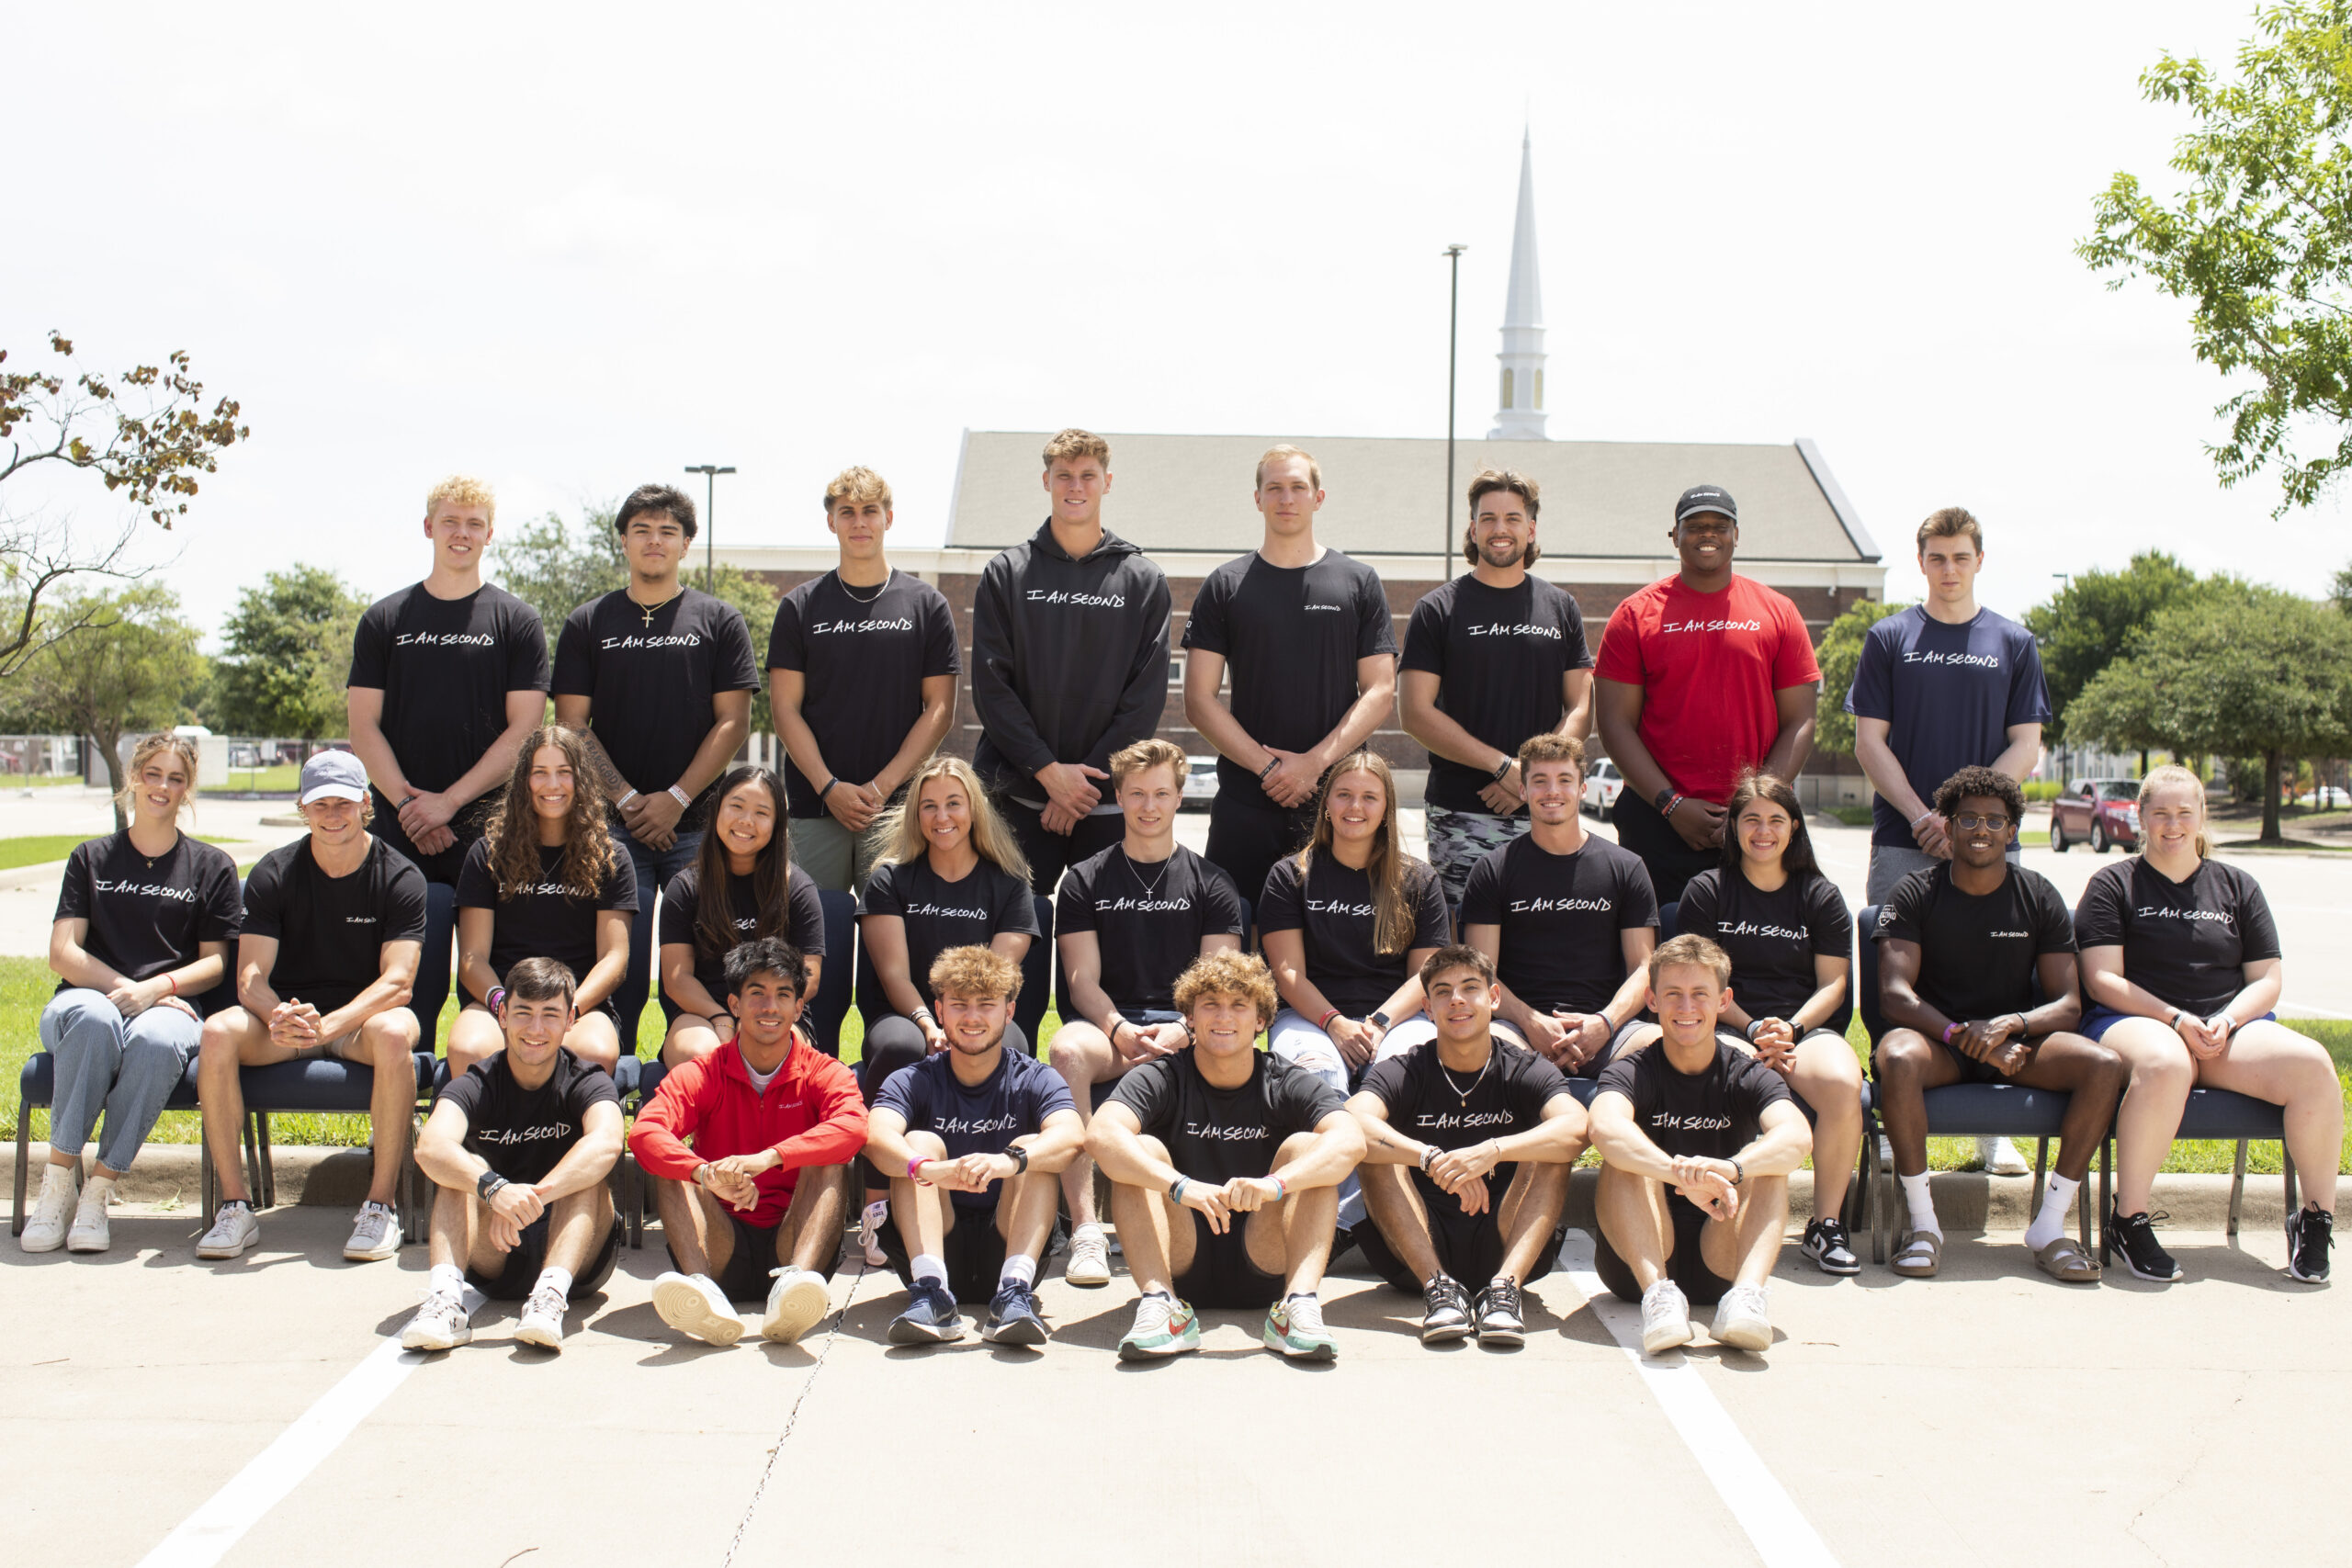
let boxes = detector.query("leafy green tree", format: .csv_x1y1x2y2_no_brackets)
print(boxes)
1810,596,1907,755
12,584,205,829
2333,561,2352,613
2022,552,2206,757
2069,585,2352,842
209,565,367,746
2080,2,2352,513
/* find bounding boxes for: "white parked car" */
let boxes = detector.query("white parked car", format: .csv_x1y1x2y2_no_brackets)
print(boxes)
1182,755,1220,811
1583,758,1624,818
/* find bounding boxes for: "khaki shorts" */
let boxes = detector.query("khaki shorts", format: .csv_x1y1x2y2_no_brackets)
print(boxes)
283,1030,365,1063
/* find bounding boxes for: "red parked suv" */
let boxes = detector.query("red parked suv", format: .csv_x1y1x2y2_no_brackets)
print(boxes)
2049,778,2141,853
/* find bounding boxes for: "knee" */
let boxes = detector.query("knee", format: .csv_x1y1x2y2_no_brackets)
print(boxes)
1873,1032,1928,1083
1048,1026,1107,1077
363,1010,419,1060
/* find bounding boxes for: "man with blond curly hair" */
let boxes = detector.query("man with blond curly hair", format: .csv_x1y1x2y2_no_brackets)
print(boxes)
770,466,960,894
346,474,550,1048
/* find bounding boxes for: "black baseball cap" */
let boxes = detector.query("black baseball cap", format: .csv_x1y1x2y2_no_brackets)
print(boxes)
1674,485,1737,525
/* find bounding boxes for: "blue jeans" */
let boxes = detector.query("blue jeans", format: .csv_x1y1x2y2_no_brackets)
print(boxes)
40,988,200,1173
614,827,705,1059
412,882,457,1055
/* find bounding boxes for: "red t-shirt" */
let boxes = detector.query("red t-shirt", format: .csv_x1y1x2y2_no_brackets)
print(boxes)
1593,574,1821,803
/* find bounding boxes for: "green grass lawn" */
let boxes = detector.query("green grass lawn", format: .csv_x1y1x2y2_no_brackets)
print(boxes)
0,833,242,872
219,764,304,794
2,955,2344,1175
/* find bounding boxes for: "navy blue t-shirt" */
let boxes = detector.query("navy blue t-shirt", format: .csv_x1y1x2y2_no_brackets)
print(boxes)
1844,605,2051,849
873,1049,1076,1209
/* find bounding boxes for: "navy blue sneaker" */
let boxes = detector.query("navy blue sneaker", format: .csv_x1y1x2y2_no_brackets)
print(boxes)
887,1281,965,1345
981,1280,1049,1346
2288,1205,2334,1283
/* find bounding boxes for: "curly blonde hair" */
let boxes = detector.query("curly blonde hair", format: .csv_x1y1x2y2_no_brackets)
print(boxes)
425,474,496,521
823,466,892,513
1173,951,1279,1027
928,944,1023,1003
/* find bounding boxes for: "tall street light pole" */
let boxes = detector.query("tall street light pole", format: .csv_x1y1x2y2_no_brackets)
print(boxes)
1443,244,1466,586
684,464,736,591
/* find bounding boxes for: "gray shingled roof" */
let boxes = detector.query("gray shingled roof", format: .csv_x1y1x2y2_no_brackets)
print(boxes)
946,432,1878,562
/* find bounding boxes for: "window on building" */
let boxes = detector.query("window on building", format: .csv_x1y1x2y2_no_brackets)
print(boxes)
1501,368,1515,409
1168,649,1185,687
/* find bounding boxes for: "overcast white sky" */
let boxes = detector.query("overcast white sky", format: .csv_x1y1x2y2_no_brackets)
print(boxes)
5,1,2328,641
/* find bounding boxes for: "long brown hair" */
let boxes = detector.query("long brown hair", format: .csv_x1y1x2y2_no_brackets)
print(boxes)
874,754,1032,887
483,727,616,900
1719,771,1821,881
116,732,200,825
1295,750,1432,957
692,765,794,959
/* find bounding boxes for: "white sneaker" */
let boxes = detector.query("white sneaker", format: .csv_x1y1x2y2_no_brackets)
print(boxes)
653,1269,745,1346
1877,1135,1895,1169
19,1163,77,1253
66,1179,112,1253
762,1266,832,1344
1980,1135,2030,1177
344,1201,401,1262
196,1200,259,1259
401,1288,474,1351
513,1280,569,1351
857,1199,890,1268
1711,1283,1772,1352
1064,1223,1113,1287
1640,1278,1695,1356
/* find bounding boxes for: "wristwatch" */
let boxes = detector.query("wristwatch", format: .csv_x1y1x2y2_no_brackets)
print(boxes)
1368,1010,1392,1032
1006,1144,1030,1175
1654,785,1678,815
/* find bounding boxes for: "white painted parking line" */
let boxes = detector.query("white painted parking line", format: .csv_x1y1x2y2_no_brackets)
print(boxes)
134,1337,423,1568
1556,1235,1841,1568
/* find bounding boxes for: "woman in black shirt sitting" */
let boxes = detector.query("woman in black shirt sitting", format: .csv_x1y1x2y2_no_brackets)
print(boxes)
657,765,825,1067
1672,772,1860,1275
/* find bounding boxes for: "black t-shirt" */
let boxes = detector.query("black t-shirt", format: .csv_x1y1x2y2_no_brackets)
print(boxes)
859,855,1040,1010
1874,863,2076,1025
348,582,549,803
1458,832,1658,1014
1674,866,1852,1024
549,588,760,831
765,570,961,818
1360,1038,1569,1194
2074,857,2282,1018
1106,1049,1346,1186
873,1050,1076,1210
240,836,430,1016
1594,1038,1792,1163
659,863,826,1010
1057,844,1247,1014
1256,852,1451,1018
1180,549,1396,808
1398,574,1593,813
434,1046,621,1186
454,839,639,1001
52,832,242,1000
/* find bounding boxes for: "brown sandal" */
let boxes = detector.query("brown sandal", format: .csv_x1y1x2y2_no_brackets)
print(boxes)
1892,1229,1941,1278
2034,1235,2100,1283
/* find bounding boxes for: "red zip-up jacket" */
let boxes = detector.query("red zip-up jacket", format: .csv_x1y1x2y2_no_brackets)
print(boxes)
628,1037,867,1228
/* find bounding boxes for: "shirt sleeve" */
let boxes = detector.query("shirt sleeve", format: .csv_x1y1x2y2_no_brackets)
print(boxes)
628,1056,712,1179
1103,1058,1174,1134
1516,1053,1572,1118
240,853,287,942
1592,1052,1642,1108
922,588,962,676
2072,866,2128,950
711,603,760,694
600,849,639,914
433,1062,485,1116
1357,1053,1412,1117
2007,630,2053,727
1408,864,1452,950
1056,862,1097,936
2032,874,2078,954
381,858,430,943
1771,594,1823,686
1397,593,1447,676
549,604,597,699
765,589,808,672
2233,868,2284,964
1357,568,1397,658
508,601,551,693
872,1061,924,1125
788,867,827,956
1804,874,1853,958
1557,588,1595,671
347,600,390,690
1254,857,1306,934
454,840,498,911
993,871,1042,937
1283,1066,1349,1130
1844,620,1893,720
659,872,699,948
53,842,94,922
1674,872,1717,941
568,1062,622,1115
1179,570,1229,654
770,1054,869,1168
1874,874,1928,946
1736,1055,1797,1119
1029,1061,1077,1121
198,850,243,943
1592,599,1648,686
858,861,903,919
1457,844,1507,929
1616,851,1662,931
1200,861,1248,936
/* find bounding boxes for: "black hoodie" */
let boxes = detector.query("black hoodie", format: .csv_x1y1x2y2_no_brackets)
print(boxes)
970,520,1171,798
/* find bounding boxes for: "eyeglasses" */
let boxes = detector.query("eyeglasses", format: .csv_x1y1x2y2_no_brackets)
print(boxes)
1953,813,2010,830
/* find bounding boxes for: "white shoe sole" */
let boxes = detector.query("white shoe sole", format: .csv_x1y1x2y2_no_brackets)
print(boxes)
654,1277,745,1346
1713,1313,1772,1352
19,1225,67,1254
401,1318,472,1352
195,1220,257,1260
1642,1317,1695,1356
1064,1250,1112,1287
762,1274,832,1343
345,1237,401,1262
513,1315,565,1351
66,1227,108,1253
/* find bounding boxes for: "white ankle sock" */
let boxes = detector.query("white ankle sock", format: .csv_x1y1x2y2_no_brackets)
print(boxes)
1899,1172,1940,1236
998,1253,1037,1289
80,1172,116,1205
911,1253,947,1288
430,1262,468,1301
536,1266,573,1301
2025,1173,2079,1250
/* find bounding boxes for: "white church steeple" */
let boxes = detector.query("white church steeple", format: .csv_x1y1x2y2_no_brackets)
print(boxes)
1487,130,1548,440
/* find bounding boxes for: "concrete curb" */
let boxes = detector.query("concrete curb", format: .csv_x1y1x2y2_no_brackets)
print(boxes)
4,1144,2304,1232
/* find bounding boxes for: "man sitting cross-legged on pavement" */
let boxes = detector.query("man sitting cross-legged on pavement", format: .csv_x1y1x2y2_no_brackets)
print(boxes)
1090,951,1365,1361
630,937,867,1346
196,750,427,1263
1589,935,1813,1357
1872,764,2125,1284
402,958,624,1353
1348,944,1586,1348
863,946,1084,1348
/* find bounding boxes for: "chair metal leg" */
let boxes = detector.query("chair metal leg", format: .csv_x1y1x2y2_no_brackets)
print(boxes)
2091,1138,2109,1257
2284,1143,2301,1223
202,1133,216,1224
2032,1136,2048,1200
2229,1140,2248,1241
241,1115,262,1209
257,1114,277,1209
11,1102,31,1237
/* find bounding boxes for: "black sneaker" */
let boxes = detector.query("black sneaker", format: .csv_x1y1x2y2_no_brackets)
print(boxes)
2106,1206,2183,1282
1472,1278,1526,1347
1801,1217,1860,1276
1420,1273,1472,1343
2288,1205,2334,1283
886,1281,965,1345
980,1280,1049,1346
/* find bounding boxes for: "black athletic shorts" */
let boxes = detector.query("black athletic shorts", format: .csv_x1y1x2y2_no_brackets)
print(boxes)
876,1199,1064,1304
1900,1033,2054,1088
1593,1190,1734,1307
1173,1210,1287,1311
1608,787,1719,907
669,1203,842,1303
1356,1167,1562,1294
468,1206,621,1302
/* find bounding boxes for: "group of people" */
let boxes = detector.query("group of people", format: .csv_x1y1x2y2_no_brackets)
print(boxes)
22,435,2335,1366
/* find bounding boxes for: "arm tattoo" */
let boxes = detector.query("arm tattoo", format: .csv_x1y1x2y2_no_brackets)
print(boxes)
569,724,634,801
